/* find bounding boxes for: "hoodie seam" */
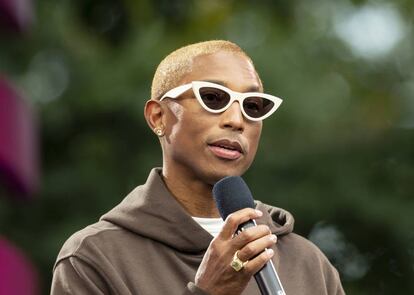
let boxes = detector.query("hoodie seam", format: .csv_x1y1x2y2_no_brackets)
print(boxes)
54,227,124,292
69,255,113,293
54,226,122,271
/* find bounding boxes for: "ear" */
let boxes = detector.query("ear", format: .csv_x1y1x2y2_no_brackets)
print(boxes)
144,99,165,131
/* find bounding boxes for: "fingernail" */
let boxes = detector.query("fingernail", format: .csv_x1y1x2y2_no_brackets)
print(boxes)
255,210,263,217
266,248,274,257
270,234,277,243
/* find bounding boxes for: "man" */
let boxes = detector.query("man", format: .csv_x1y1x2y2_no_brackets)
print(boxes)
51,40,345,294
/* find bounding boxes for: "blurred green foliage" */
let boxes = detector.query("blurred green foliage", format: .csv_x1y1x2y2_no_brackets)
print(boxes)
1,0,413,293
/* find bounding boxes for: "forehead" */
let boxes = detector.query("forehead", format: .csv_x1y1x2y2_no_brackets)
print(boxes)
181,51,262,92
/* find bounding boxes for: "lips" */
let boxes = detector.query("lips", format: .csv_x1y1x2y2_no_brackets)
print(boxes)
208,139,244,160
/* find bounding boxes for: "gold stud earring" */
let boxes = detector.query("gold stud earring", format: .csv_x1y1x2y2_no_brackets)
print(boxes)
154,125,165,137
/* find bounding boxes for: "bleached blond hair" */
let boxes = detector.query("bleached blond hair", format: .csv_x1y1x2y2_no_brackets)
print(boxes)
151,40,262,100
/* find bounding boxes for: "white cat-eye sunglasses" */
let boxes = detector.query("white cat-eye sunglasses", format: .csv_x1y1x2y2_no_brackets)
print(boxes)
160,81,283,121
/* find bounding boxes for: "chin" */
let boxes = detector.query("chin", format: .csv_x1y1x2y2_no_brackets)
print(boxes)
204,164,249,185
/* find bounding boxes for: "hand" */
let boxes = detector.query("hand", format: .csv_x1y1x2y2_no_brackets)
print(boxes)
195,208,277,295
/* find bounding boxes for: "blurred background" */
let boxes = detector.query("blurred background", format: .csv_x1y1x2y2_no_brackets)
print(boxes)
1,0,413,294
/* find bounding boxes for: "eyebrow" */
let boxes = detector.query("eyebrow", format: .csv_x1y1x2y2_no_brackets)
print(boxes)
201,79,262,93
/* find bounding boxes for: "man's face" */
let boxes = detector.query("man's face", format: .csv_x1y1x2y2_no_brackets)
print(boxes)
161,51,263,184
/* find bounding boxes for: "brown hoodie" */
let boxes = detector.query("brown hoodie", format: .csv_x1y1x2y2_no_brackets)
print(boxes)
51,168,345,294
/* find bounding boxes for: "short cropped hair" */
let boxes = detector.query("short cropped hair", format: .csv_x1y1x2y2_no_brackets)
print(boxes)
151,40,261,100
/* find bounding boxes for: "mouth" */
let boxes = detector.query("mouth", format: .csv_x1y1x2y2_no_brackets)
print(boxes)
207,139,244,160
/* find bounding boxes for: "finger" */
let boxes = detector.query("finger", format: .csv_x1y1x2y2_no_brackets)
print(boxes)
231,224,272,250
236,234,277,262
243,248,275,276
218,208,263,240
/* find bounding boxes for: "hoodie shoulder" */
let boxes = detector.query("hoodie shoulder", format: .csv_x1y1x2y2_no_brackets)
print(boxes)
54,220,121,270
255,202,343,292
278,232,344,293
282,231,334,266
255,201,336,270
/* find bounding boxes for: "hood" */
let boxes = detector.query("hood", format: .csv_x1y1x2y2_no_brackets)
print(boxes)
101,168,295,253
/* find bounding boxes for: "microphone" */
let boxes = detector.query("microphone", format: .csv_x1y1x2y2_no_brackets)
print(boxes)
213,176,286,295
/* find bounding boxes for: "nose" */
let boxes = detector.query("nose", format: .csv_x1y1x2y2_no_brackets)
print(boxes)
219,102,245,132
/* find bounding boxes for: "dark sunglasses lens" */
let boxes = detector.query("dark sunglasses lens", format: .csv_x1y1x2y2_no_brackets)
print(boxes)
199,87,230,110
243,97,275,118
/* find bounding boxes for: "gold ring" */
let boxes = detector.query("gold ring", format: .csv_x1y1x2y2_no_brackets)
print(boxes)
230,250,248,271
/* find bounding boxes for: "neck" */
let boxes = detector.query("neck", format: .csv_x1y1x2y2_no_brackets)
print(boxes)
161,164,220,218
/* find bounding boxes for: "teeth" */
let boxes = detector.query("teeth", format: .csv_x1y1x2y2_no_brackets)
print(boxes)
210,143,241,153
219,145,236,151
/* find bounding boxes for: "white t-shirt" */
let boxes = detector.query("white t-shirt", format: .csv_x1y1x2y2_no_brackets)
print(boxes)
192,216,225,238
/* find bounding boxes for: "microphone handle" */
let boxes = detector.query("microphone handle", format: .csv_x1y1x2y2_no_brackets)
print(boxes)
238,221,286,295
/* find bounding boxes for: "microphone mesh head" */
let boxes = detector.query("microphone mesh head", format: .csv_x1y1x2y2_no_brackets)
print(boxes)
213,176,255,220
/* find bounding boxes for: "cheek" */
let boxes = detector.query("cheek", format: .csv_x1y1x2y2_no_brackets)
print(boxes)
166,102,189,137
167,103,208,144
247,125,262,156
167,102,185,123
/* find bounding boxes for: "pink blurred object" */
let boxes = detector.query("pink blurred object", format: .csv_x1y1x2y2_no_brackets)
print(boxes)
0,76,39,197
0,237,39,295
0,0,33,32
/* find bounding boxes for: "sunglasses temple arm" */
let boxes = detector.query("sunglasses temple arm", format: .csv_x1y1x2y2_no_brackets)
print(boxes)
160,84,193,100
